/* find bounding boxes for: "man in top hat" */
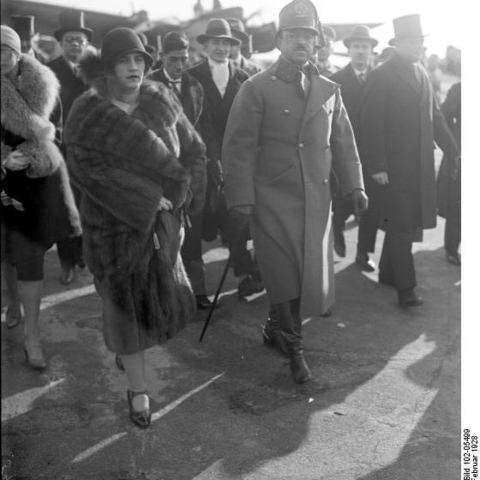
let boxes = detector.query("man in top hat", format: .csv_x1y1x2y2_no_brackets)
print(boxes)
149,31,214,311
222,0,367,383
47,10,92,284
330,25,380,271
226,18,261,77
360,14,460,308
315,25,339,77
10,15,39,59
189,18,264,299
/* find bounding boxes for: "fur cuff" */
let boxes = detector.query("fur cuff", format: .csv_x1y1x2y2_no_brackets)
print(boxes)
17,140,62,178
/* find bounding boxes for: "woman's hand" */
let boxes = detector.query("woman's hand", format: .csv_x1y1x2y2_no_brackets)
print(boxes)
158,196,173,211
4,151,30,171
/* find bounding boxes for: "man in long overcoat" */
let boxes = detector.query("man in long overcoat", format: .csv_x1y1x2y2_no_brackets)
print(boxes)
222,0,367,383
360,14,460,307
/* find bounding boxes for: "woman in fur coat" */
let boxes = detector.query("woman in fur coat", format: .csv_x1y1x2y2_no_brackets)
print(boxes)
64,28,206,429
1,26,82,369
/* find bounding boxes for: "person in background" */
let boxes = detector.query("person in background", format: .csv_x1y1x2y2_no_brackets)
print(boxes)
330,25,380,272
437,81,461,266
65,28,206,428
360,14,460,308
189,18,264,299
315,25,339,77
1,25,81,368
10,15,44,62
222,0,367,383
47,10,92,285
150,31,214,311
426,53,442,103
226,18,262,77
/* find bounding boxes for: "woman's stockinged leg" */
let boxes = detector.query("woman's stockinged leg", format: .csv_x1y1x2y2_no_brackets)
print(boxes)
19,280,43,344
119,350,149,411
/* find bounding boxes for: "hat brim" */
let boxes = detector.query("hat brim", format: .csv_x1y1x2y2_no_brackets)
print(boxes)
280,26,320,35
388,34,427,46
116,48,153,70
196,33,241,46
230,28,250,45
54,28,93,42
343,36,378,48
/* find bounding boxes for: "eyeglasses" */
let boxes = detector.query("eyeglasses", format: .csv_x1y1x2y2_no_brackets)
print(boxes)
63,36,88,46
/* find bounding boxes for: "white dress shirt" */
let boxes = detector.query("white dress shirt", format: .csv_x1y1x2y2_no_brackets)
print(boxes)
208,58,229,97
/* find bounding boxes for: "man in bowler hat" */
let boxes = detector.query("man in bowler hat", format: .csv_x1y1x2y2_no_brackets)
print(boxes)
47,10,92,284
222,0,367,383
360,14,460,307
150,31,214,311
189,18,264,299
330,25,380,271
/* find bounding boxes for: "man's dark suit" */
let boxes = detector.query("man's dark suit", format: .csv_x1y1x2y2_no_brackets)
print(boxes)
330,63,381,257
360,53,459,294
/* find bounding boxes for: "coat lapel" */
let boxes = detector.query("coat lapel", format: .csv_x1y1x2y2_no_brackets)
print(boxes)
302,74,339,128
391,54,422,97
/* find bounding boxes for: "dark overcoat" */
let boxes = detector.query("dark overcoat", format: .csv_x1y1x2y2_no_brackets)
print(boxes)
360,53,460,232
222,57,364,317
64,73,206,354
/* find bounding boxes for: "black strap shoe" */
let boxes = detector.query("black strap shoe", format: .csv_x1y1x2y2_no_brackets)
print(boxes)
290,355,313,383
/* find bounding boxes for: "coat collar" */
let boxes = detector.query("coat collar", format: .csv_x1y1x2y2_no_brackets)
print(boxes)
390,53,423,97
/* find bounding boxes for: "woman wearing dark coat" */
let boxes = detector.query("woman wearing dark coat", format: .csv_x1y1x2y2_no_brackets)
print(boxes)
64,28,206,428
437,82,461,265
1,26,82,369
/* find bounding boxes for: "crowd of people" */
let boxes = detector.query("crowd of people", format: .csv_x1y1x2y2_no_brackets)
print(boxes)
1,0,461,429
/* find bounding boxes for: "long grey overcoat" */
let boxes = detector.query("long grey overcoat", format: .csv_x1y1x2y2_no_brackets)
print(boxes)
222,57,364,317
360,53,460,233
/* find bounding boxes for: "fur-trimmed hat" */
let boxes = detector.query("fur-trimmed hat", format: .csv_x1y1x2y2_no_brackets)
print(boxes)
54,10,93,42
196,18,241,46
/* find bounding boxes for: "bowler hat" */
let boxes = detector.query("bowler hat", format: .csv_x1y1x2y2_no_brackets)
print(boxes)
10,15,35,40
101,27,153,71
343,25,378,48
388,14,426,46
278,0,320,35
196,18,241,46
54,10,93,42
226,18,250,46
162,31,189,53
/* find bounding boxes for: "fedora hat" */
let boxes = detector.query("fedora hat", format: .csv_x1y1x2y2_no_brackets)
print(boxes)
162,31,189,53
10,15,35,40
278,0,320,35
226,18,250,46
388,14,426,46
343,25,378,48
196,18,241,46
54,10,93,42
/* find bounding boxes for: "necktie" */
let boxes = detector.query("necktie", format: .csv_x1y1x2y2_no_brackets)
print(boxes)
358,72,365,84
170,81,181,95
297,68,310,98
212,62,229,97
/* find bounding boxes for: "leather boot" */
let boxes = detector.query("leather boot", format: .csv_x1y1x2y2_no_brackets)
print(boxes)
262,308,289,357
290,353,312,384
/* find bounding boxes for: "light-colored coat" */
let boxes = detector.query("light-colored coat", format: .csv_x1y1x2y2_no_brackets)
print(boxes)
222,57,364,317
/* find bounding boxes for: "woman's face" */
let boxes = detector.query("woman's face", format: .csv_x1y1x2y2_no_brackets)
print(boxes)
1,45,20,77
112,53,145,92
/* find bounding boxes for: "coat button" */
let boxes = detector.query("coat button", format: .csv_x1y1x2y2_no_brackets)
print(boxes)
298,143,304,149
284,109,290,114
323,178,329,185
271,75,277,81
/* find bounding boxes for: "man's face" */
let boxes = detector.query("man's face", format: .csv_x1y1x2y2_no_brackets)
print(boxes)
163,48,189,80
277,29,316,66
204,38,231,63
0,45,20,76
60,31,88,63
395,36,425,63
229,44,240,60
348,41,373,70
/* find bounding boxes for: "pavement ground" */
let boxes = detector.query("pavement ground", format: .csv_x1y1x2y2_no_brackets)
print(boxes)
1,211,461,480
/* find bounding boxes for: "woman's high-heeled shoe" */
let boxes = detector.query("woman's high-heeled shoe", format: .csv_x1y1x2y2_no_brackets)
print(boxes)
127,390,151,429
24,342,46,370
6,307,22,329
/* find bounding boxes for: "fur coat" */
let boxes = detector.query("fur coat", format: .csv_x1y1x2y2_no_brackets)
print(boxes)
64,59,207,353
1,54,81,249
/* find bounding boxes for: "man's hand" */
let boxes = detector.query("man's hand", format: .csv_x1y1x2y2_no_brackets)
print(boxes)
350,189,369,215
372,171,388,185
4,151,30,171
208,159,224,188
230,205,254,231
158,196,173,211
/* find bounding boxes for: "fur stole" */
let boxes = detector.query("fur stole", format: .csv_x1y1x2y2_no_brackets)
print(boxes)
1,54,81,236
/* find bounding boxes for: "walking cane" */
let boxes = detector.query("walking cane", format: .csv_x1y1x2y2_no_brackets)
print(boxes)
199,251,232,342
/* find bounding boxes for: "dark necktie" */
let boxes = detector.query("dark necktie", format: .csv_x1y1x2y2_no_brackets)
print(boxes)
358,72,366,84
297,66,310,97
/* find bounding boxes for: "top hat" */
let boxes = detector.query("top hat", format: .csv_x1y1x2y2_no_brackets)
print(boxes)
388,14,426,46
10,15,35,40
162,31,189,53
278,0,320,35
196,18,241,46
343,25,378,48
101,27,153,71
226,18,250,46
54,10,93,42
